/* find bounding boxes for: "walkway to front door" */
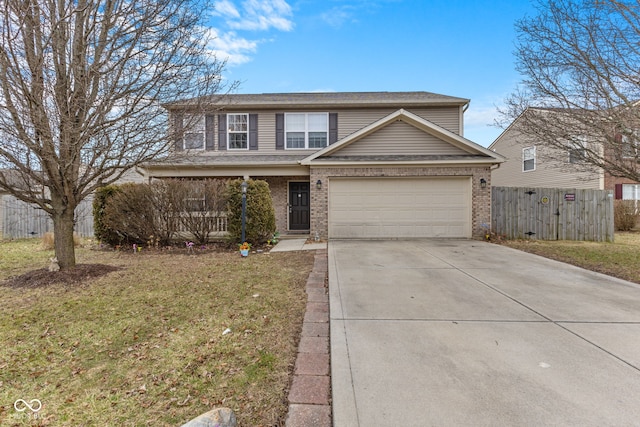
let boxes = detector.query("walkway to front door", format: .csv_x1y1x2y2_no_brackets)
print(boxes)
289,182,310,231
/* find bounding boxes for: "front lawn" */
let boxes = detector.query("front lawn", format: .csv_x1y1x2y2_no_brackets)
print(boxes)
0,240,314,426
498,231,640,284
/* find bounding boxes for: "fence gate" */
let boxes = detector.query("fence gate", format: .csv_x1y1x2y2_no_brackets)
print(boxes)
491,186,614,242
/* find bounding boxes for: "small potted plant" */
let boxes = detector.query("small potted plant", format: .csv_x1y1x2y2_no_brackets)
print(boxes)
239,241,251,257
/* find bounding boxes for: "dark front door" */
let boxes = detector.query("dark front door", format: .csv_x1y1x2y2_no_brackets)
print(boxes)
289,182,310,230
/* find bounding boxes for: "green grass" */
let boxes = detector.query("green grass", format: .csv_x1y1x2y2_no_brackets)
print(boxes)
0,240,315,426
498,232,640,284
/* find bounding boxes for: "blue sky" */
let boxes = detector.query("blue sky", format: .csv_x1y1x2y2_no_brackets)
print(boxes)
207,0,537,147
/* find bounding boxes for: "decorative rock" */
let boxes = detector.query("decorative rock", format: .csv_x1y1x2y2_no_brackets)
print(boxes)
180,407,237,427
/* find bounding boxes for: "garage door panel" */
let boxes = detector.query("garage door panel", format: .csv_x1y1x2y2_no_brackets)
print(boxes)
328,177,471,239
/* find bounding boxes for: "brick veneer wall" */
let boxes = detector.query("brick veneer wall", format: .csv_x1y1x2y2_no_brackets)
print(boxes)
605,174,639,196
255,176,310,234
309,166,492,240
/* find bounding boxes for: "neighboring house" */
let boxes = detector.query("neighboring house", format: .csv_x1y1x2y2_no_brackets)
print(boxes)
142,92,505,240
489,110,640,202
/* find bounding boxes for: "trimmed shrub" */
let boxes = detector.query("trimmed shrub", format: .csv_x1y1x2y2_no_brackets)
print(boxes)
614,200,639,231
93,185,123,246
226,179,276,244
101,182,176,246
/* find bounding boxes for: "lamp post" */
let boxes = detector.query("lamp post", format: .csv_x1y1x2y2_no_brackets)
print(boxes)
241,181,248,243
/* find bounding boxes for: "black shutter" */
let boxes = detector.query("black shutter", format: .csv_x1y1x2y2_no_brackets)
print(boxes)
276,113,284,150
173,114,184,151
329,113,338,145
615,183,623,200
249,114,258,150
205,115,215,150
218,114,227,151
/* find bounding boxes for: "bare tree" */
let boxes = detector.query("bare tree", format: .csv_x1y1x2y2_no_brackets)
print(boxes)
500,0,640,181
0,0,231,269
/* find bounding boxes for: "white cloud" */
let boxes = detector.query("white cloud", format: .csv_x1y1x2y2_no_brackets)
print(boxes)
214,0,293,32
207,0,293,67
206,28,258,66
213,0,241,19
320,5,357,28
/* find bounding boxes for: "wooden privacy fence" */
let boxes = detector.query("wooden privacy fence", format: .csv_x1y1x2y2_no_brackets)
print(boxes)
1,195,95,239
491,186,614,242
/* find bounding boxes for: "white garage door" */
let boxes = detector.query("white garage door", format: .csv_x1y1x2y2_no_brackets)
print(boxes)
329,177,471,239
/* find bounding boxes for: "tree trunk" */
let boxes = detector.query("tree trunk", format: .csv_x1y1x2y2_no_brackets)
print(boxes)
52,209,77,270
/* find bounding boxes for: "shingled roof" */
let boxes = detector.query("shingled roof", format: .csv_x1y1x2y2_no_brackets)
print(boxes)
166,91,470,110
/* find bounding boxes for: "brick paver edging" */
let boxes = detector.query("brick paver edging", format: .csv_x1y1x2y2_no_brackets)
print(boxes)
285,249,331,427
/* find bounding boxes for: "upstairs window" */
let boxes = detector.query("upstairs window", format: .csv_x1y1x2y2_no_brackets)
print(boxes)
523,146,536,171
285,113,328,149
568,136,587,164
227,114,248,150
183,115,204,150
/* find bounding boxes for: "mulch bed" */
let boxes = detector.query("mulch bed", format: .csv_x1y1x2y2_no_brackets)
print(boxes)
1,264,122,289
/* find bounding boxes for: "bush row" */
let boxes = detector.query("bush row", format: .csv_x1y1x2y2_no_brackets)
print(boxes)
93,179,276,246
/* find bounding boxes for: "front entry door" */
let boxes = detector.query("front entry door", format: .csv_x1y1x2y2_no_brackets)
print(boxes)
289,182,310,231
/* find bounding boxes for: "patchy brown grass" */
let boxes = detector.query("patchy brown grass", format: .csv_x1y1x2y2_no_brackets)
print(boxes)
498,232,640,284
0,240,314,426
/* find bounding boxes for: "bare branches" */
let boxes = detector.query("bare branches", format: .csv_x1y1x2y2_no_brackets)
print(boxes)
0,0,231,268
501,0,640,182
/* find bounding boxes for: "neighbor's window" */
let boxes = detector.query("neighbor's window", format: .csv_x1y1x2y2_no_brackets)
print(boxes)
285,113,328,149
183,115,204,150
623,184,640,201
227,113,248,150
523,146,536,171
568,136,587,164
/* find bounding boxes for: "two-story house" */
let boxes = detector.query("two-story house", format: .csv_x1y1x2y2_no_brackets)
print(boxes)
490,108,640,202
142,92,505,240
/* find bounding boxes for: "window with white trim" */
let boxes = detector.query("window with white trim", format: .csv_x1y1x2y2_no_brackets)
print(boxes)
568,136,587,164
523,146,536,171
285,113,328,149
227,113,248,150
623,184,640,200
183,115,204,150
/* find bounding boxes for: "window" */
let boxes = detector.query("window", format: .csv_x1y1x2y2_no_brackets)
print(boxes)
185,197,206,212
285,113,328,149
568,136,587,164
623,184,640,201
183,115,204,150
523,146,535,171
227,114,248,150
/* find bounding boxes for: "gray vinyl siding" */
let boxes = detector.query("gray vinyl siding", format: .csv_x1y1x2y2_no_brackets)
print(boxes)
207,106,462,156
167,105,463,157
331,121,469,156
490,127,602,189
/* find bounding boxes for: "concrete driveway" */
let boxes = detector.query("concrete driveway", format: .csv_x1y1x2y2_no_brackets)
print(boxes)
329,240,640,427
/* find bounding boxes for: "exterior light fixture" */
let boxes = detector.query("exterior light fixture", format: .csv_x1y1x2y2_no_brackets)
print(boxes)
316,179,322,190
480,178,487,189
241,181,248,243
